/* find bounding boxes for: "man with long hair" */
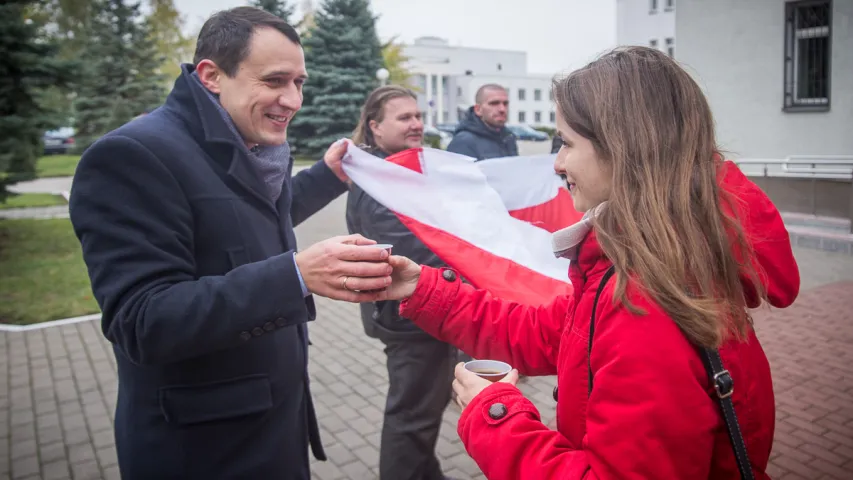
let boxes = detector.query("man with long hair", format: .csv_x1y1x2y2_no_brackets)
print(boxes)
346,85,460,480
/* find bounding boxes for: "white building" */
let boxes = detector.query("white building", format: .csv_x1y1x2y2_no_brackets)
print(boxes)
676,0,851,159
402,37,557,128
617,0,851,160
617,0,676,55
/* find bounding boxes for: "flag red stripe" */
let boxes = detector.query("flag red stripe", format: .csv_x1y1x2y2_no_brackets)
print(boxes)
395,212,574,305
508,188,583,233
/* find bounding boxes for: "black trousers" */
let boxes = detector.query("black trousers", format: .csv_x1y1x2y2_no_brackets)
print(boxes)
379,334,458,480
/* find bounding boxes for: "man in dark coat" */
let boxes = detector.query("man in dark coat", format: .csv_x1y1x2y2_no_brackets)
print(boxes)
446,84,518,160
68,7,393,479
345,86,459,480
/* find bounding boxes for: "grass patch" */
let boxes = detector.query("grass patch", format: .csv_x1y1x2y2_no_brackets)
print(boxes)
0,193,67,210
37,155,81,178
0,218,100,325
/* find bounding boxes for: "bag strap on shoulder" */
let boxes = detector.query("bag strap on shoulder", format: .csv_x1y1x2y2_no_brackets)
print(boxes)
587,265,754,479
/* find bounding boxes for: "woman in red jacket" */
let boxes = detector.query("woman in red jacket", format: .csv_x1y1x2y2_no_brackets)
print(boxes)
380,46,800,479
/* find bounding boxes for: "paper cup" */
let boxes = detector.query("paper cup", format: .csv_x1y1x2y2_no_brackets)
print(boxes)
464,360,511,383
370,243,393,254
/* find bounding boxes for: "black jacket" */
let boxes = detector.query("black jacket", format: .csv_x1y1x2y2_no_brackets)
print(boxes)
446,107,518,160
68,64,346,479
344,148,447,342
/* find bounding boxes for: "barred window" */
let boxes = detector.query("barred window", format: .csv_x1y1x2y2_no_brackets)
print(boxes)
784,0,832,112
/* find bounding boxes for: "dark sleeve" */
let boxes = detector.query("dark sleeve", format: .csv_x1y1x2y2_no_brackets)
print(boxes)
446,132,480,160
351,189,445,269
290,158,348,227
69,135,311,366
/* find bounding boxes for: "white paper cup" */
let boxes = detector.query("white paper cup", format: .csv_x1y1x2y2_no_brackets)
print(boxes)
370,243,393,254
464,360,512,383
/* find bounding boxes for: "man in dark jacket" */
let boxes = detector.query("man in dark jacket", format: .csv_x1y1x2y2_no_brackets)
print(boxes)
68,7,393,479
345,85,460,480
446,84,518,160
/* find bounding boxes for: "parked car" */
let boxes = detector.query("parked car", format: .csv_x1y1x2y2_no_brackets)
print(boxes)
43,127,75,155
506,124,549,142
424,125,452,149
435,123,458,135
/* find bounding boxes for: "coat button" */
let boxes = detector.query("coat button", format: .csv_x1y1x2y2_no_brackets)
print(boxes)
488,403,508,420
553,386,558,401
251,327,263,336
274,317,286,327
372,309,380,320
442,270,457,282
239,331,252,341
263,321,275,332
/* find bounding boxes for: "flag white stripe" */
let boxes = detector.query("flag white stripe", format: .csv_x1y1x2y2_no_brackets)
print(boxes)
342,145,570,283
476,154,565,211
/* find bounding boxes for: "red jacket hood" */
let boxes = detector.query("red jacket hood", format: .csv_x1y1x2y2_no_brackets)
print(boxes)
718,160,800,308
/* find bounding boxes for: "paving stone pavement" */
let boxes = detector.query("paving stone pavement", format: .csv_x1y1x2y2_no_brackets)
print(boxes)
2,195,853,480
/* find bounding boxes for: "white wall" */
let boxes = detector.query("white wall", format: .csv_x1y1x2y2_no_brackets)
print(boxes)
676,0,852,159
616,0,676,52
403,37,528,77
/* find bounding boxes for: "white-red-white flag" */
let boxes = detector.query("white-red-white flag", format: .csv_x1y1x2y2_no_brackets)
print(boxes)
341,143,583,305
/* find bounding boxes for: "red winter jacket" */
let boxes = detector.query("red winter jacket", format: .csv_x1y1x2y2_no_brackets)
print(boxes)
399,161,799,479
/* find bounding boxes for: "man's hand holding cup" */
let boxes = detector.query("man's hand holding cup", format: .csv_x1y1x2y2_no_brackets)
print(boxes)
294,234,394,302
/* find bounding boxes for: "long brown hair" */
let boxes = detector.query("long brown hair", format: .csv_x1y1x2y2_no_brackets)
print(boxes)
352,85,418,149
552,46,767,348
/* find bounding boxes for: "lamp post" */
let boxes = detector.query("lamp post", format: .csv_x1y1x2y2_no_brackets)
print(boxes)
376,68,390,86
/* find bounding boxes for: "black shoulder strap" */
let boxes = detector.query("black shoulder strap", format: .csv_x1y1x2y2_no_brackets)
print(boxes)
699,348,756,480
588,265,616,395
587,266,755,480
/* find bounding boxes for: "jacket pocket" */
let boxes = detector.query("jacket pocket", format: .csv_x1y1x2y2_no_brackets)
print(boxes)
159,374,273,426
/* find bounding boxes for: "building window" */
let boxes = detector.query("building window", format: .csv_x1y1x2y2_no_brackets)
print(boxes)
665,0,674,11
534,111,542,123
784,0,832,112
457,86,462,97
534,89,542,101
649,39,658,49
665,37,675,57
518,89,526,101
650,0,658,13
550,111,556,123
549,89,554,101
518,111,526,123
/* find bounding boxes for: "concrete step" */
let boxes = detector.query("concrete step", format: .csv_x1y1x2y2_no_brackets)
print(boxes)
782,212,852,255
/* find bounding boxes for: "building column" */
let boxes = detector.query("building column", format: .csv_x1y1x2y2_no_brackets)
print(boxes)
436,74,444,125
425,73,434,127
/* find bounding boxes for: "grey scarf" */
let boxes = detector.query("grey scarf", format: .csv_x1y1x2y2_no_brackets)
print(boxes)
192,72,291,202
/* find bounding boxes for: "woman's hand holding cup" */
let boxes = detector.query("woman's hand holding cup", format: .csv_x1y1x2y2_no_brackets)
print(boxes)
384,255,422,300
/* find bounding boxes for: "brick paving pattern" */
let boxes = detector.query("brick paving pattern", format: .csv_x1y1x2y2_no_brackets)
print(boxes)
2,196,853,479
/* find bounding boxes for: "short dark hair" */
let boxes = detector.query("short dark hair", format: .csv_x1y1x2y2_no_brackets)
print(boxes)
193,6,301,77
475,84,507,104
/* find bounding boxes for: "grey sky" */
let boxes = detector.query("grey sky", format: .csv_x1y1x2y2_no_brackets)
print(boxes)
175,0,616,75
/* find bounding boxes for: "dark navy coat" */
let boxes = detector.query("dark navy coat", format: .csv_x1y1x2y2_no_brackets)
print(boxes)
69,65,346,479
445,107,518,160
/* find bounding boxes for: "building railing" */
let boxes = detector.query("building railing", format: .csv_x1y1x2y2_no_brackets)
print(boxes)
732,156,853,233
733,155,853,180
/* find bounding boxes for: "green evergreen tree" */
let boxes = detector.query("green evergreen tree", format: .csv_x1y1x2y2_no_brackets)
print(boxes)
289,0,384,157
251,0,295,22
0,0,76,199
73,0,166,153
